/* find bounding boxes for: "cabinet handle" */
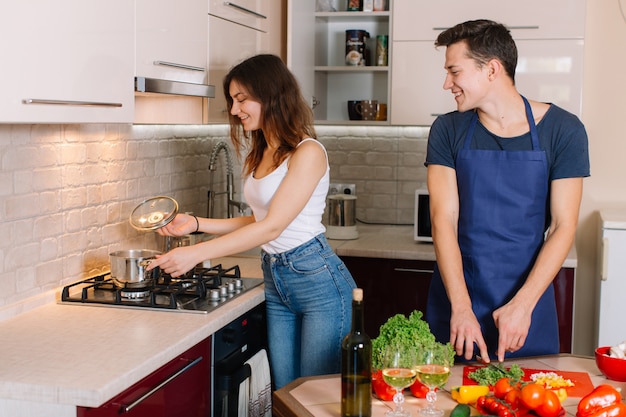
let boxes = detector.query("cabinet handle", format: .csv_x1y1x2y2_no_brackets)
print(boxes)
433,25,539,31
22,98,122,108
121,356,203,413
393,268,434,274
223,2,267,19
153,61,206,72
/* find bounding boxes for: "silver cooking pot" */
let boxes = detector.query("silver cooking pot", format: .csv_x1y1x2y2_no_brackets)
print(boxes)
109,249,161,288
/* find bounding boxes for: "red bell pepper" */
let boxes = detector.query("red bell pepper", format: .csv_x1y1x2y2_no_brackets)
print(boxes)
576,384,624,417
371,370,396,401
409,380,431,398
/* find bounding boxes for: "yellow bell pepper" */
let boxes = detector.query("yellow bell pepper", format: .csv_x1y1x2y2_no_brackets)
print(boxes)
450,385,490,404
553,387,568,403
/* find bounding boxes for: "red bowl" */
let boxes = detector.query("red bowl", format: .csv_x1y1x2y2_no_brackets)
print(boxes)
595,346,626,382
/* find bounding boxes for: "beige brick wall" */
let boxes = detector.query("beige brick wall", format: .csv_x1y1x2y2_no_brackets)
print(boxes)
0,123,428,318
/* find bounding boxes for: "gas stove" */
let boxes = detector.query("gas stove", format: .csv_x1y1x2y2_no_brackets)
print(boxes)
59,264,263,314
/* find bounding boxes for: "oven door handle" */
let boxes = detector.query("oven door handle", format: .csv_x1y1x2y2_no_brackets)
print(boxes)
121,356,203,413
222,363,252,417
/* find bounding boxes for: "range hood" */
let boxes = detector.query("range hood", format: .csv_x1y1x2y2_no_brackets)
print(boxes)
135,77,215,98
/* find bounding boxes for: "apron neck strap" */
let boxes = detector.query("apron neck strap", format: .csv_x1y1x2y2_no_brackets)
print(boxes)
463,95,540,150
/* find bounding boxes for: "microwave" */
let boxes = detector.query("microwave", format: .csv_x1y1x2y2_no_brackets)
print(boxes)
414,189,432,242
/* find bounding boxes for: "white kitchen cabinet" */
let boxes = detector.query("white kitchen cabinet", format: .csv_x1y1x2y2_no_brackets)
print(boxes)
288,0,391,124
134,0,209,124
393,0,585,41
391,0,585,126
207,1,273,123
209,0,268,32
136,0,208,84
207,15,265,122
392,39,585,126
0,0,134,124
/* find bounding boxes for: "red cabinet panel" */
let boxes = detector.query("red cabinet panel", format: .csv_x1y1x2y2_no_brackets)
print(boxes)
342,256,574,353
77,337,211,417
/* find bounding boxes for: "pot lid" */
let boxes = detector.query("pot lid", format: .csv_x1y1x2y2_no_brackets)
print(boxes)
129,196,179,231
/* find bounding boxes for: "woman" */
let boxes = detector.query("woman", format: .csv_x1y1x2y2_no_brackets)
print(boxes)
147,54,356,390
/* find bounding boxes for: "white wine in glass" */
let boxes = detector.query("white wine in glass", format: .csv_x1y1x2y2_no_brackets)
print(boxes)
415,345,450,417
381,344,418,417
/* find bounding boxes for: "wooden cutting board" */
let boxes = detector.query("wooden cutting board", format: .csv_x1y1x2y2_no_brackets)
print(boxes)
462,366,595,398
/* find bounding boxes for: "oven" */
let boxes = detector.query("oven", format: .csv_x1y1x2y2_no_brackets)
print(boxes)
212,302,269,417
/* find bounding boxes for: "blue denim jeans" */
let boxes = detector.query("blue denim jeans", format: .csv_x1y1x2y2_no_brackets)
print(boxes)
261,234,356,390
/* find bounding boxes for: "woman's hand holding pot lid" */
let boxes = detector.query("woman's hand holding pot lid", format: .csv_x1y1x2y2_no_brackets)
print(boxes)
155,213,197,237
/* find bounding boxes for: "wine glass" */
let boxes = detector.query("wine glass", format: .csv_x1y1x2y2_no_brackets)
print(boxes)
414,344,451,417
381,344,418,417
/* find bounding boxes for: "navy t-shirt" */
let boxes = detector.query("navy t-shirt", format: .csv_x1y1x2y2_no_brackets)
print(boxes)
425,104,590,181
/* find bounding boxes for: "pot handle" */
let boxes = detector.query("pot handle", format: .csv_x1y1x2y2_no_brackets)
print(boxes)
138,258,155,268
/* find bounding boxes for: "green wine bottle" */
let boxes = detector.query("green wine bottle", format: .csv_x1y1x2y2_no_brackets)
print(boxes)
341,288,372,417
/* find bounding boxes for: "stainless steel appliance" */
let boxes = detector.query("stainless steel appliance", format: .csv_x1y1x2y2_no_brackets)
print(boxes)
60,263,263,314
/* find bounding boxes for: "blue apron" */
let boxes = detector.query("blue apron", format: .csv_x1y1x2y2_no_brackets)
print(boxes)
426,97,559,358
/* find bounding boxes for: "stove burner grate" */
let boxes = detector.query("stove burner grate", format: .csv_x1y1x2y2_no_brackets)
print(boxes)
59,263,257,313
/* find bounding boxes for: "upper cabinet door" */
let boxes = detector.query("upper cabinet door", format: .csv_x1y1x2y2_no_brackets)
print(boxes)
136,0,208,84
209,0,268,32
393,0,585,41
0,0,134,123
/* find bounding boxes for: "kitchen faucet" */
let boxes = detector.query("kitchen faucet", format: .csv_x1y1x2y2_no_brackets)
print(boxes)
207,141,249,218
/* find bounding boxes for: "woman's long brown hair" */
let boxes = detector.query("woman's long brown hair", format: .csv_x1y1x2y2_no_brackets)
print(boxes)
222,54,316,177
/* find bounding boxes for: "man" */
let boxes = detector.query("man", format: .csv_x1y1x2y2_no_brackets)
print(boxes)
424,20,590,363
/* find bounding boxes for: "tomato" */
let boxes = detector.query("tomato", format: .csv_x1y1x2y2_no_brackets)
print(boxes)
520,383,546,410
409,380,431,398
534,389,563,417
495,378,516,399
476,395,517,417
371,370,395,401
504,388,530,415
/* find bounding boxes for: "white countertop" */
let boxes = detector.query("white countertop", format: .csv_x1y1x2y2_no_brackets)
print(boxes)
0,225,577,416
0,255,264,416
329,224,577,268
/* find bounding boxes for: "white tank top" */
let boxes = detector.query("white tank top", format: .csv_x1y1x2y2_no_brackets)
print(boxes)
243,138,329,254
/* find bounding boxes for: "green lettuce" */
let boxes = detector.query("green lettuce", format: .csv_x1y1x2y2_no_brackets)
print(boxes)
371,310,455,370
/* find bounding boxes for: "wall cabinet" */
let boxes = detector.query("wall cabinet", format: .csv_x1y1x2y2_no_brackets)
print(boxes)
342,256,575,353
287,0,391,124
207,1,270,123
391,0,585,126
77,336,211,417
134,0,209,124
136,0,208,85
0,0,134,124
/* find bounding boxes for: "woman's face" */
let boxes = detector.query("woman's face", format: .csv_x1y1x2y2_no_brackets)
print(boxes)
442,41,490,112
229,80,262,131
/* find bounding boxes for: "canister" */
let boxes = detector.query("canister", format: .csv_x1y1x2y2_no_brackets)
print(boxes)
376,35,388,66
326,194,359,240
345,29,368,66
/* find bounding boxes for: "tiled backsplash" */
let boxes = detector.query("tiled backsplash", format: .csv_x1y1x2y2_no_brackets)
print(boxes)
0,123,429,318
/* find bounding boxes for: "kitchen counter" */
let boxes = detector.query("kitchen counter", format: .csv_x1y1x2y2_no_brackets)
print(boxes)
0,255,264,417
273,355,624,417
329,224,578,268
0,225,578,416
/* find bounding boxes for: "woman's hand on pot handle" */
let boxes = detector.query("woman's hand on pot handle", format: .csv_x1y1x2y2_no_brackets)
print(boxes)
156,213,197,237
147,246,200,277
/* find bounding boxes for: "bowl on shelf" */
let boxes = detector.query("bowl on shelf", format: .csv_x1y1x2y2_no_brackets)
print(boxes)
595,346,626,382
